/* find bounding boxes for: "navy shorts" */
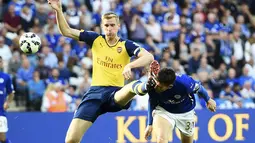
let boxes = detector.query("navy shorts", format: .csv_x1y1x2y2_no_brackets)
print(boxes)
74,86,132,122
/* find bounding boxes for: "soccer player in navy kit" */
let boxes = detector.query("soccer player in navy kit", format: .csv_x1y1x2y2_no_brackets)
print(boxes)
144,65,216,143
0,56,15,143
48,0,155,142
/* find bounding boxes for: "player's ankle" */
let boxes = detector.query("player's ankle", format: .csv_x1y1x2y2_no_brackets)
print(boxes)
131,80,148,96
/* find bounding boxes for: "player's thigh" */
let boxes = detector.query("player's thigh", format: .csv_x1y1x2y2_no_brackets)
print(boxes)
175,111,195,143
0,116,8,132
0,116,7,142
153,114,173,143
114,82,135,106
65,118,92,143
180,132,193,143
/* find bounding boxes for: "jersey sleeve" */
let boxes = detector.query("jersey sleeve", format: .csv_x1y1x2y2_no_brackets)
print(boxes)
125,40,143,57
5,75,14,95
79,30,100,47
147,93,158,125
180,74,200,94
180,74,210,102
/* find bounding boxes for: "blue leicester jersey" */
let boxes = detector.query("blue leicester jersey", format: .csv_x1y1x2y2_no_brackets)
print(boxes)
0,72,14,116
148,74,199,114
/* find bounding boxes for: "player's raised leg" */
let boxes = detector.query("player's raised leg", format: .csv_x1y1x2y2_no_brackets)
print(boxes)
153,114,173,143
65,119,92,143
114,60,160,106
0,118,11,143
114,80,146,106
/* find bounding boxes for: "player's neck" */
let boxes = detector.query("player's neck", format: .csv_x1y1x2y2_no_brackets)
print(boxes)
105,36,120,46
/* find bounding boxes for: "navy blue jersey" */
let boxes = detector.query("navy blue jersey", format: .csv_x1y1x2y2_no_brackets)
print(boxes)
0,72,14,116
148,74,199,114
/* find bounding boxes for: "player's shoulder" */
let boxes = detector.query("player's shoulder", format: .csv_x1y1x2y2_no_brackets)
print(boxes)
175,74,196,86
79,30,101,44
0,72,11,80
175,73,191,81
122,39,141,48
0,72,10,77
89,30,102,38
120,38,142,57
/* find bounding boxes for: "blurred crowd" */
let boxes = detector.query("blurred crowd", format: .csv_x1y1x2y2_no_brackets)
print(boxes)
1,0,255,112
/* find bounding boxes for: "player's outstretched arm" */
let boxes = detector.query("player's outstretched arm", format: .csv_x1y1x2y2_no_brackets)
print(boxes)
123,41,154,79
206,98,216,112
129,49,154,69
48,0,80,40
123,49,154,79
145,99,156,140
4,93,14,110
147,102,154,126
196,84,216,112
4,74,15,110
144,125,153,140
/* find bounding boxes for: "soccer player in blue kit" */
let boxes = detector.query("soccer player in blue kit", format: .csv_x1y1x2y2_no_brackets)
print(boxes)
144,61,216,143
0,56,15,143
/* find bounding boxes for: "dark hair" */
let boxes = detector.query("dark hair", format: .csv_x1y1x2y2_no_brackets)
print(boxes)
157,68,176,85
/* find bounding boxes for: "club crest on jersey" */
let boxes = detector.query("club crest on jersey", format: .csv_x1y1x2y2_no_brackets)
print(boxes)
174,95,181,99
117,47,122,53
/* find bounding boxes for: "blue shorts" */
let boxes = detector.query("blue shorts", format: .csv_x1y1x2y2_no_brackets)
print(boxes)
74,86,132,122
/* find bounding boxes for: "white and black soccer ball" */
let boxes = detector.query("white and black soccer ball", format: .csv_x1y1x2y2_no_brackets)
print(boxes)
19,32,41,54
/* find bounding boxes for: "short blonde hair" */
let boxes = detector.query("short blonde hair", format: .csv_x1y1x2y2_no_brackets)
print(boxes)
101,12,120,24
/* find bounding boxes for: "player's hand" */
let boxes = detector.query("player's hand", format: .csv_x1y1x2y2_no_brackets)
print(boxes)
123,64,132,80
144,125,153,140
3,102,9,110
146,76,157,91
207,98,216,112
48,0,62,11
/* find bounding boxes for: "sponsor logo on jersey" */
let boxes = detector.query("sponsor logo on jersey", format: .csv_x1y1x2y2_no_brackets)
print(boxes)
174,95,181,99
164,98,185,104
97,58,123,69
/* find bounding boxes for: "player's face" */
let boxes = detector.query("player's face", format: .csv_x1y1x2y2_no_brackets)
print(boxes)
155,83,173,93
102,18,120,39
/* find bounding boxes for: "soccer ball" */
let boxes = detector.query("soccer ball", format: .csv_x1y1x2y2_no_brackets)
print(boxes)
19,32,41,54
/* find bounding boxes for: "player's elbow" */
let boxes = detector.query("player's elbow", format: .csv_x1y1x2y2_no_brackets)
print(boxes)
61,28,79,40
59,26,72,37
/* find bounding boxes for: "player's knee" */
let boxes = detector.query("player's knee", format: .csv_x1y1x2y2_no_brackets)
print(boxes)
0,133,6,142
181,134,194,143
156,135,168,143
